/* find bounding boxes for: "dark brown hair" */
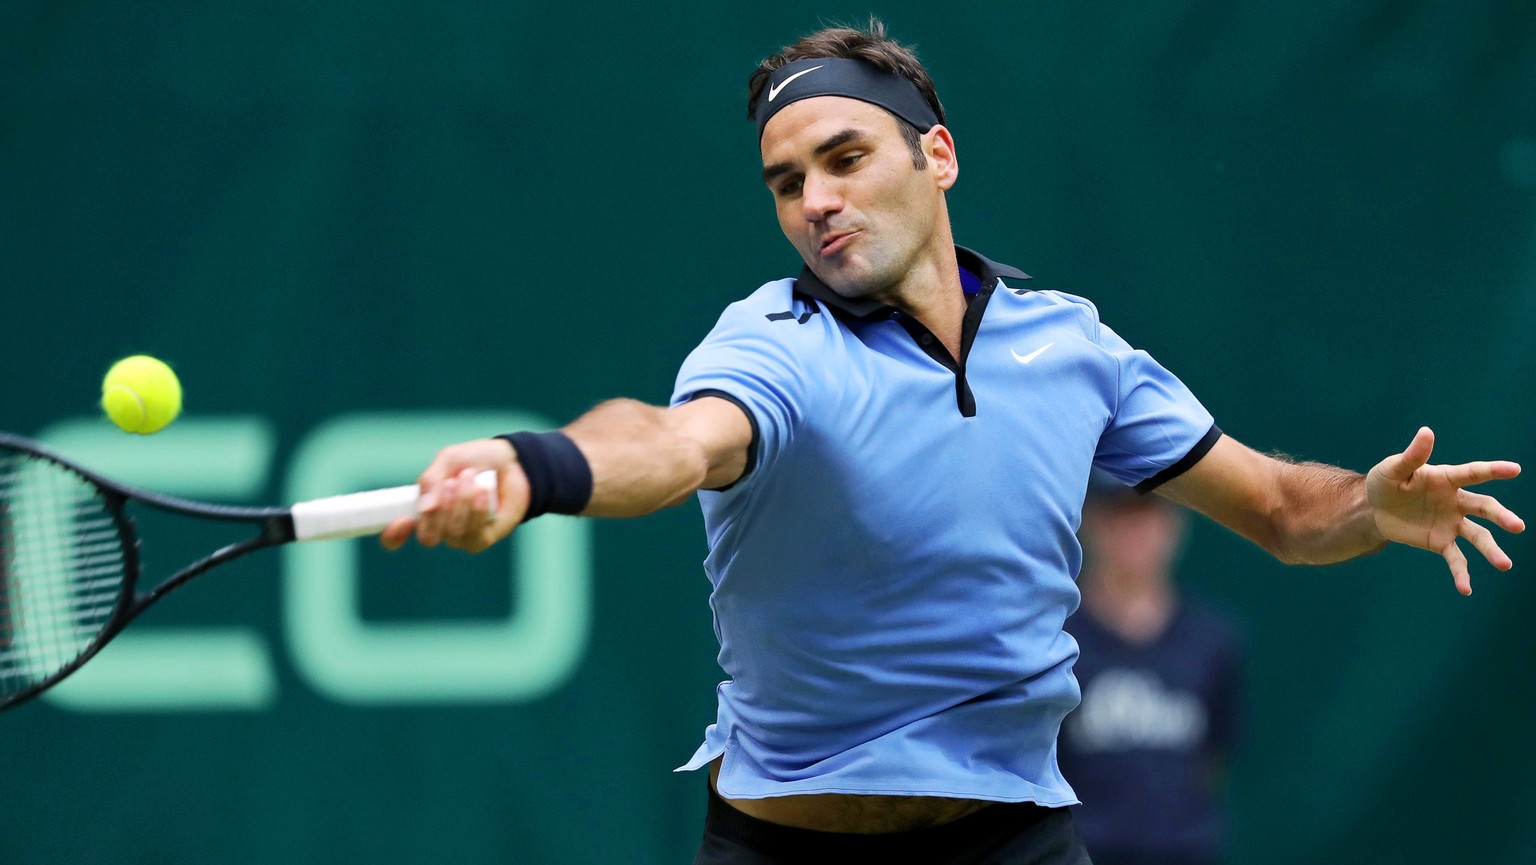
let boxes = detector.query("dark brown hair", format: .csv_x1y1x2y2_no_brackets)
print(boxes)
747,19,945,168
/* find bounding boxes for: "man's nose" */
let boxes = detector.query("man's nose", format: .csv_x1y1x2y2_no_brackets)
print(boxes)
800,172,843,223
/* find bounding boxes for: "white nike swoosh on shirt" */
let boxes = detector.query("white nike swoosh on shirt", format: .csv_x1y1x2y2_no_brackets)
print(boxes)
768,65,824,102
1011,342,1055,365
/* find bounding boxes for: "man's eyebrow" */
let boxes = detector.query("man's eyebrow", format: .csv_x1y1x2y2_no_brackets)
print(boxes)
763,162,794,184
813,128,866,156
761,128,871,185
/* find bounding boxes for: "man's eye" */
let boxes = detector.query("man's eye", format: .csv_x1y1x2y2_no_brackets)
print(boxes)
778,179,802,196
838,154,863,169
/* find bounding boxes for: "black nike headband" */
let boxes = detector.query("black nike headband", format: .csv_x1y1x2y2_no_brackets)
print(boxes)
753,57,940,139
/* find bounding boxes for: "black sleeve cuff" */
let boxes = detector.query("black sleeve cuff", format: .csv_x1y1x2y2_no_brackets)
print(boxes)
1134,424,1223,494
685,389,759,492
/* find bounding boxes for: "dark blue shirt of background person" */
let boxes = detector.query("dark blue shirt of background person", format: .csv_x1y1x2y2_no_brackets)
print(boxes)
1059,478,1244,865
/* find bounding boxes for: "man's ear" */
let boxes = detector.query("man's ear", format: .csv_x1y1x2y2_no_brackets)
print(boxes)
925,125,958,190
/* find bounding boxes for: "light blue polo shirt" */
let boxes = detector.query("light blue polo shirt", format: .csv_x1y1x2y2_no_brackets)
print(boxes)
670,246,1219,804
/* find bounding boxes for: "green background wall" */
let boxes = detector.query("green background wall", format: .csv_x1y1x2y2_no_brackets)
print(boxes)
3,2,1533,862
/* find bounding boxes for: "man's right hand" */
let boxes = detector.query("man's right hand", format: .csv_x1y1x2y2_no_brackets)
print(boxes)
380,437,531,553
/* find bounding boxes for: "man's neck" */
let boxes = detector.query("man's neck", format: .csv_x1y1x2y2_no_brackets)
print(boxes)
881,239,966,360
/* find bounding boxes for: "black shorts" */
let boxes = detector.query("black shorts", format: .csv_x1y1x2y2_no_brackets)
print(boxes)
694,784,1093,865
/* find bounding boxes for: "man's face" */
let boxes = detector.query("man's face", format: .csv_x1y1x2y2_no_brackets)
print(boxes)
759,96,956,300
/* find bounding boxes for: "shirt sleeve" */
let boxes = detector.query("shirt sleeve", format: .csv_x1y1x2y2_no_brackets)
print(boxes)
1092,321,1219,491
670,295,812,488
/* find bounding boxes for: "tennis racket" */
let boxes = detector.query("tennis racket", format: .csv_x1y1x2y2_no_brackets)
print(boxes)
0,431,496,711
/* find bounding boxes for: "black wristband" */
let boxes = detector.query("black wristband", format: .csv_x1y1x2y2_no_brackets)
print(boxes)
497,431,593,521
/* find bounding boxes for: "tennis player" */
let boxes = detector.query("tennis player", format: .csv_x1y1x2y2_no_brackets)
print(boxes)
382,21,1523,864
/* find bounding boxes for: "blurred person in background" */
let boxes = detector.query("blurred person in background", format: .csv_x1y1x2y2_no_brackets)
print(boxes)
1061,475,1243,865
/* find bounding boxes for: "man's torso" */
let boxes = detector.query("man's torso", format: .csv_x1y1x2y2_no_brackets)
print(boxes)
671,254,1216,806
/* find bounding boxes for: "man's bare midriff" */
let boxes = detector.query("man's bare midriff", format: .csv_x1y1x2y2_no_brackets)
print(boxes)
708,757,993,834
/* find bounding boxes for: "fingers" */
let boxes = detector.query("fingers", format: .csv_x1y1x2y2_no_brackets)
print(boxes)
442,472,472,542
437,473,468,544
1459,517,1512,572
378,485,497,552
415,437,516,514
1374,427,1436,484
416,467,505,552
403,438,517,552
380,516,417,551
1441,460,1522,489
415,451,464,513
416,474,455,548
1457,490,1527,534
1439,516,1513,595
440,469,496,549
1442,539,1472,596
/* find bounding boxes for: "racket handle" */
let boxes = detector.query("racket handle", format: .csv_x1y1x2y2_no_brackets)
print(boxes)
290,470,499,542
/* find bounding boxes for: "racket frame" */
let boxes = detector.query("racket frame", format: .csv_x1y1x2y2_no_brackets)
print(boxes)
0,432,298,709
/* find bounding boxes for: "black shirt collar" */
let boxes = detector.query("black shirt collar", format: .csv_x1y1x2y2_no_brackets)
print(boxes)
791,246,1032,320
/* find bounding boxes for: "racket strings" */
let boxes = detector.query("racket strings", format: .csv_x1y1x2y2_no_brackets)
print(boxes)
0,453,126,698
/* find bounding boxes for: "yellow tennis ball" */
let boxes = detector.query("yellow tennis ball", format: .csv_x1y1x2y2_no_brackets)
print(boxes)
101,355,182,434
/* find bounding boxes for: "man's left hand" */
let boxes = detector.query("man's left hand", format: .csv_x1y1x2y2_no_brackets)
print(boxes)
1367,427,1524,594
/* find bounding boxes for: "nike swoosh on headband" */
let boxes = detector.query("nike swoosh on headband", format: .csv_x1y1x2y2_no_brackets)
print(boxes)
768,65,824,102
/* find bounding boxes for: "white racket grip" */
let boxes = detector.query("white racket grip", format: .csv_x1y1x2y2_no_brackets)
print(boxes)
290,470,499,542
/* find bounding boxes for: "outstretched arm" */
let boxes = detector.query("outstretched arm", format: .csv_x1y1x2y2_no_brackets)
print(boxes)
1156,428,1523,594
380,395,753,552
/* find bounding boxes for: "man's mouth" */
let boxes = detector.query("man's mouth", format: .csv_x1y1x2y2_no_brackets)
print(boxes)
819,230,861,257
